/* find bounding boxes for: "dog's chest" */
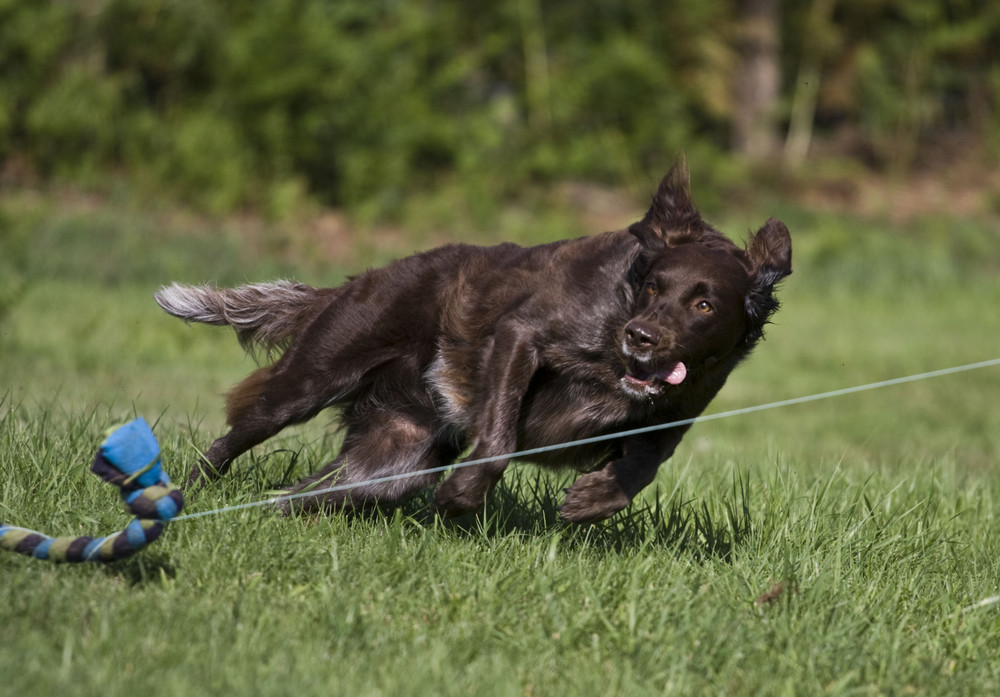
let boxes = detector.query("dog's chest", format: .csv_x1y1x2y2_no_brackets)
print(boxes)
426,345,637,453
425,350,477,428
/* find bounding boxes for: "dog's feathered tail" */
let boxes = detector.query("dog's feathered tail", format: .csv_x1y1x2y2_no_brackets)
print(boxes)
154,281,328,358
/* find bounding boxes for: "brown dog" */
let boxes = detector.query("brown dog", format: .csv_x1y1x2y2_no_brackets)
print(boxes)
155,164,791,523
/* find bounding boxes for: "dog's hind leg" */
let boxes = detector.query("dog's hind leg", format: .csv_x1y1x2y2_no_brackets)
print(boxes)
189,274,442,487
275,409,462,515
191,363,340,486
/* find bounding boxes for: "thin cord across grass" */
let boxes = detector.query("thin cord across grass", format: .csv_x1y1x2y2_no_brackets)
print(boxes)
172,357,1000,523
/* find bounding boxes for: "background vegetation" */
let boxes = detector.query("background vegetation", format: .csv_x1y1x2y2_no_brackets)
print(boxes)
2,1,999,695
1,0,998,217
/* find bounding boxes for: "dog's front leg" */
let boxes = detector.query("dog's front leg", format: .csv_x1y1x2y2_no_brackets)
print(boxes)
560,430,687,524
433,329,539,517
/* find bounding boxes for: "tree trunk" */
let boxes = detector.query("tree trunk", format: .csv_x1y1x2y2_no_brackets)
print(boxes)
784,0,837,168
731,0,781,161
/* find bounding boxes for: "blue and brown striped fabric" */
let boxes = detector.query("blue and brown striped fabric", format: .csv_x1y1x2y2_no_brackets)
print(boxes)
0,418,184,563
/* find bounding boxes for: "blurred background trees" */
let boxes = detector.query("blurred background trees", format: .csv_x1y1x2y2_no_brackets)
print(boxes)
1,0,997,218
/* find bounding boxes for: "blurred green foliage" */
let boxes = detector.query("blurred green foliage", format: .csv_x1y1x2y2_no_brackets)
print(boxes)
1,0,998,217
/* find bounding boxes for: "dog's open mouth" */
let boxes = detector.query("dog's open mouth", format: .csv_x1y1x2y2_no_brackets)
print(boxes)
622,359,687,393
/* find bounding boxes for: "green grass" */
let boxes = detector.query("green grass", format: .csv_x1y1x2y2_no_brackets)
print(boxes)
1,193,999,696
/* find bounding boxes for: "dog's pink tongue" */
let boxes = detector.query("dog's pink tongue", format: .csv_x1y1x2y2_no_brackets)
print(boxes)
662,362,687,385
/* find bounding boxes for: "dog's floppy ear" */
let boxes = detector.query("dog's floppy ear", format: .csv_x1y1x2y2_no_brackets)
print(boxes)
743,218,792,345
747,217,792,279
629,159,705,250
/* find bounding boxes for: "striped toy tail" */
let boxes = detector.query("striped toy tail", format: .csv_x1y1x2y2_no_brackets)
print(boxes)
1,418,184,564
0,521,166,562
154,280,327,357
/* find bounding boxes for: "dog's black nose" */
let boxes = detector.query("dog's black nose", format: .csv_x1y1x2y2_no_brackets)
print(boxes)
625,320,659,349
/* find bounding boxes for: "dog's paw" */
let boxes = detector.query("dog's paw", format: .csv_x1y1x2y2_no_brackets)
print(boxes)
186,459,227,489
268,494,293,516
433,472,492,518
559,469,630,524
185,466,211,489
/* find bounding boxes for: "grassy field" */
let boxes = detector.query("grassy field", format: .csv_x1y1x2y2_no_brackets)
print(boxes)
1,190,999,696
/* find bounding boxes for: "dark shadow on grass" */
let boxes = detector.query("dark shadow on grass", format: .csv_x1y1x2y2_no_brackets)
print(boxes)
446,468,756,561
274,465,757,562
187,438,757,562
96,551,178,585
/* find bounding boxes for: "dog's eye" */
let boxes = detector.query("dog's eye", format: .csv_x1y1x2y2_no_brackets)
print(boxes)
644,281,657,296
695,300,713,313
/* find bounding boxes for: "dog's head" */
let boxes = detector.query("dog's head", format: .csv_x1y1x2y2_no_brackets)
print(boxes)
619,163,792,399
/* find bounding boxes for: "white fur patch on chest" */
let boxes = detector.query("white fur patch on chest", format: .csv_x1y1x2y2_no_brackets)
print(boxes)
425,351,475,428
